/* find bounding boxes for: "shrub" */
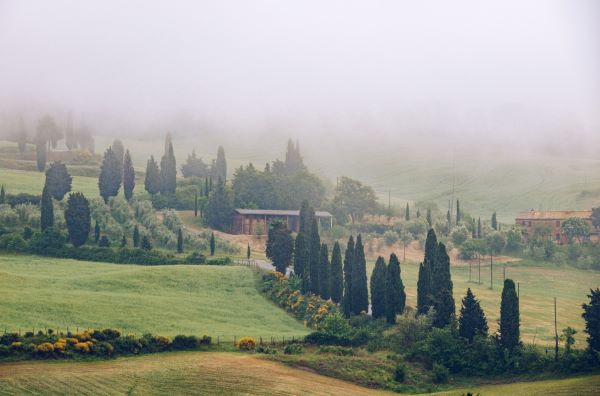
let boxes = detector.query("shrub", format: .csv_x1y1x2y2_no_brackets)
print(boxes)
36,342,55,356
74,341,93,354
172,335,198,350
0,233,26,251
432,363,449,383
236,337,256,350
383,230,399,246
318,345,355,356
185,251,206,264
394,363,407,382
283,343,304,355
256,345,278,354
28,227,65,253
205,257,231,265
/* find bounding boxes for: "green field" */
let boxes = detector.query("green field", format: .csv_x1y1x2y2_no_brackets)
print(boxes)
0,254,308,338
366,259,600,347
0,169,99,197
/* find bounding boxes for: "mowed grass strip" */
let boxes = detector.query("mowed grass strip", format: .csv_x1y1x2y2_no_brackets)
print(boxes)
0,254,308,337
0,352,390,396
366,259,600,346
0,168,99,197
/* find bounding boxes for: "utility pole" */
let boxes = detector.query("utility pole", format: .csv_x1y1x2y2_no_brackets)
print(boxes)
490,247,493,289
554,297,559,361
503,265,506,282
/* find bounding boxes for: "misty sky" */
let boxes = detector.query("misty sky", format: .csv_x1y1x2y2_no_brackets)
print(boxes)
0,0,598,142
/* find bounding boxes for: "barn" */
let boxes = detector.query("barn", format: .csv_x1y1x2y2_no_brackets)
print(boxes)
232,209,333,235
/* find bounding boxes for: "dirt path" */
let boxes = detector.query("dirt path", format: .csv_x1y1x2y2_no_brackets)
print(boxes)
0,352,390,395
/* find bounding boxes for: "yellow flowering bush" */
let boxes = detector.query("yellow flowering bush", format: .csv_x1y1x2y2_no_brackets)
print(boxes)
53,339,67,353
36,342,54,354
10,342,22,350
236,337,257,350
74,341,93,353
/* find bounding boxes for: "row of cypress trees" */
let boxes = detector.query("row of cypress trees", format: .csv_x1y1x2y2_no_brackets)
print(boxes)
144,135,176,196
370,253,406,324
98,141,136,203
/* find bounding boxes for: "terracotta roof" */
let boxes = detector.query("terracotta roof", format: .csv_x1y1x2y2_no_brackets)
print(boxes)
235,209,332,217
515,210,592,220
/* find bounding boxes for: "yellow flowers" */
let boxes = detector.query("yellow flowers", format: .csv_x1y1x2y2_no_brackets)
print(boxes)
74,341,93,353
10,342,22,350
236,337,257,350
36,343,54,354
53,339,67,353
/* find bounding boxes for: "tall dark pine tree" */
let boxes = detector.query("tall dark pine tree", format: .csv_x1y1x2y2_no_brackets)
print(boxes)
40,185,53,231
64,192,91,247
405,203,410,221
330,241,343,303
417,229,438,314
247,243,251,260
266,221,294,274
111,139,125,170
210,232,216,256
194,190,198,217
132,224,140,247
446,210,451,225
215,146,227,181
319,244,330,300
456,199,461,224
491,212,498,230
386,253,406,324
123,150,135,201
477,217,482,238
431,243,455,328
144,156,161,196
499,279,520,350
177,228,184,253
0,185,5,204
160,141,177,194
45,161,72,200
459,288,488,342
370,256,387,319
352,234,369,314
426,208,432,227
342,236,355,316
99,147,122,203
94,221,101,243
309,217,321,294
294,233,308,282
582,288,600,353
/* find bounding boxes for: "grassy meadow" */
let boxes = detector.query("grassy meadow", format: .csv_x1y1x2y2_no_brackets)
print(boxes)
0,254,308,338
0,168,98,197
366,258,600,347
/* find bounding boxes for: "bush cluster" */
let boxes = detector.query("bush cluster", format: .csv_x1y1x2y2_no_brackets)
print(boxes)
0,329,211,360
236,337,257,351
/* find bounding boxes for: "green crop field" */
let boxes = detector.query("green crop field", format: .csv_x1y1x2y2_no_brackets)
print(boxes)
0,254,308,338
0,169,99,197
366,259,600,347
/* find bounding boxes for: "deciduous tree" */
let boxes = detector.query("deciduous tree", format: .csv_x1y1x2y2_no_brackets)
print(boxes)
45,161,72,200
266,221,294,274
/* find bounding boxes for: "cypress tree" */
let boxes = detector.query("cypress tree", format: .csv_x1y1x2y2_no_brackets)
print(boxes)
194,190,198,217
330,241,343,303
144,156,161,196
447,210,451,225
215,146,227,181
123,149,135,201
294,232,308,282
459,288,488,342
416,209,421,218
582,288,600,353
405,203,410,221
370,256,387,319
426,208,432,227
160,142,177,194
45,161,72,200
64,192,90,247
99,147,122,203
299,200,311,234
141,235,152,250
352,234,369,314
492,212,498,230
177,228,184,253
120,235,127,247
247,243,251,260
204,177,209,197
35,133,47,171
319,244,330,300
210,232,215,256
386,253,406,324
499,279,520,350
94,221,101,243
416,263,431,315
309,217,321,294
132,224,140,247
342,236,355,316
477,217,482,238
456,199,461,224
111,139,125,169
431,242,455,328
40,185,53,231
0,185,5,204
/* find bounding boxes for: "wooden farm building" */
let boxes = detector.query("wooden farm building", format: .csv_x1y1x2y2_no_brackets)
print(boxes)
232,209,333,235
515,210,599,244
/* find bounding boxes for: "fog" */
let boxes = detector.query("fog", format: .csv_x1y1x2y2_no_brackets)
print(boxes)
0,0,599,154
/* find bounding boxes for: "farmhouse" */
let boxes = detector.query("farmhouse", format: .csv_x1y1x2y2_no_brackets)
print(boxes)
232,209,333,235
515,210,599,244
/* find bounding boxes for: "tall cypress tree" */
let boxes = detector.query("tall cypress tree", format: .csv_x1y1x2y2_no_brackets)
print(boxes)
426,208,432,227
123,150,135,201
330,241,343,303
499,279,520,350
210,232,215,256
177,228,184,253
342,236,355,316
40,185,53,231
477,217,482,238
247,243,251,260
459,288,488,342
352,234,369,314
386,253,406,324
582,288,600,353
405,203,410,221
144,156,161,196
370,256,387,319
0,185,5,204
215,146,227,181
432,242,455,328
35,133,47,172
99,147,122,203
456,199,461,224
319,244,330,300
417,229,438,314
133,224,140,247
309,217,321,294
94,221,101,243
64,192,90,247
294,232,308,282
160,141,177,194
194,190,198,217
45,161,72,200
491,212,498,230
